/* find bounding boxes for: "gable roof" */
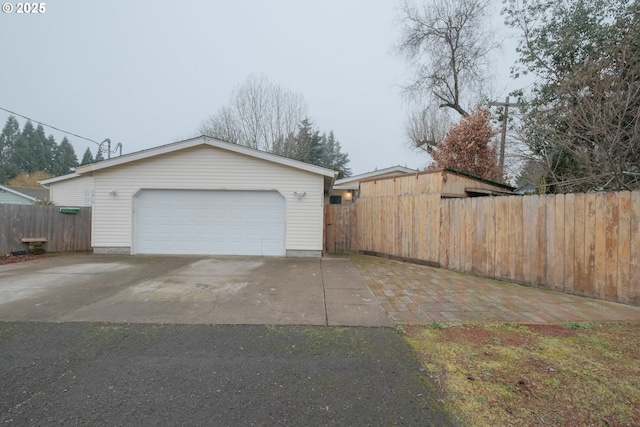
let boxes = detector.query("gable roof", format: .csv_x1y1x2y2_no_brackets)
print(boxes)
41,136,338,189
0,185,49,202
39,172,82,185
333,165,418,190
441,168,515,191
358,167,516,194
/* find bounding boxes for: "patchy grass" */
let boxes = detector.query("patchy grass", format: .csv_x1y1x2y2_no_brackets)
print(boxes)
564,320,593,329
404,322,640,427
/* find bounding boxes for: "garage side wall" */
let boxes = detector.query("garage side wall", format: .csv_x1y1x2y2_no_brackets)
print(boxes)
48,175,94,207
91,146,324,255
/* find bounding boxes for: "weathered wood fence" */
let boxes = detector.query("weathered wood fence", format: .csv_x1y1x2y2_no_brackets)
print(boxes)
324,204,357,253
325,190,640,306
0,204,92,254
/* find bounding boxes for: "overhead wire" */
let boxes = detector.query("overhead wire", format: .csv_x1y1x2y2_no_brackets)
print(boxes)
0,106,101,146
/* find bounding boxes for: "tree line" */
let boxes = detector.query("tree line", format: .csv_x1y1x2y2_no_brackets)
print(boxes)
397,0,640,193
199,74,352,178
0,116,102,185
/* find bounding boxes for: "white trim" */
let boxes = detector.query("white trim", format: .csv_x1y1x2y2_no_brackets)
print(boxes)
75,136,337,178
332,183,360,190
334,166,417,186
0,185,37,201
39,172,81,185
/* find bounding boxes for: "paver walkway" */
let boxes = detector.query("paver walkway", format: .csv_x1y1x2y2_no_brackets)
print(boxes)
350,255,640,324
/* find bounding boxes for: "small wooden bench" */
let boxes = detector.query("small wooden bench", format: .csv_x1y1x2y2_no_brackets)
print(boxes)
21,237,47,255
21,237,48,244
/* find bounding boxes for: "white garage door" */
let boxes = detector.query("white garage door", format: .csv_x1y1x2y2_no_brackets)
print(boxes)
133,190,285,256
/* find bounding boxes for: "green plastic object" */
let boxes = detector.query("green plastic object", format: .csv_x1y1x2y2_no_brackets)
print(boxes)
60,207,80,214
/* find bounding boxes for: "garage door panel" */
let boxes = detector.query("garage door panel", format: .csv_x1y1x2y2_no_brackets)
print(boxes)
134,190,285,256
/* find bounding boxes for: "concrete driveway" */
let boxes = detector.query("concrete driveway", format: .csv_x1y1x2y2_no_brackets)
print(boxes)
0,254,392,327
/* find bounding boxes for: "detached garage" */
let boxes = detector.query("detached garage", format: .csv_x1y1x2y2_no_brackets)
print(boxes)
41,136,336,257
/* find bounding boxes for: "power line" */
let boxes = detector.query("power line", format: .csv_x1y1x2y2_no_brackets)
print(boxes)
0,106,101,145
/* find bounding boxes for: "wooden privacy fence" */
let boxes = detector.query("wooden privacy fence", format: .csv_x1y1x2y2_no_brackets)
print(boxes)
0,204,92,254
326,190,640,307
438,192,640,306
324,204,357,253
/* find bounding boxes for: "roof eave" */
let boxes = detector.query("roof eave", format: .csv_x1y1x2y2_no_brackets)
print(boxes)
39,172,81,185
0,185,37,201
75,136,336,178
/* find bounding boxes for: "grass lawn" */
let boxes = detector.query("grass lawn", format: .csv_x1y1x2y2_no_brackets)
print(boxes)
402,322,640,427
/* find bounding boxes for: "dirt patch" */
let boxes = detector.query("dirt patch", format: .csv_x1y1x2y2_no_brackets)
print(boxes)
404,322,640,427
526,323,578,338
0,254,47,265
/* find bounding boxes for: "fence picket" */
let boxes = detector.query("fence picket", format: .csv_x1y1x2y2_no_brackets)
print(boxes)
1,205,92,254
325,189,640,307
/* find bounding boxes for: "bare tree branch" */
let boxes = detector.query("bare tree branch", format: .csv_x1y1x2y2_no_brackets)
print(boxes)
396,0,499,117
404,105,451,155
199,74,307,153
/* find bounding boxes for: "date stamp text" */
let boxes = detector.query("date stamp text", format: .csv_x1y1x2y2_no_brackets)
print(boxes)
2,3,46,14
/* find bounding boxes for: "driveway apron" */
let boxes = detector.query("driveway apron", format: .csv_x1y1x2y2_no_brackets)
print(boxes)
0,254,392,327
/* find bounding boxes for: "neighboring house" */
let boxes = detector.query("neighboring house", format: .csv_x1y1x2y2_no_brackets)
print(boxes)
329,166,417,204
359,168,515,198
0,185,49,205
515,183,538,195
40,136,336,257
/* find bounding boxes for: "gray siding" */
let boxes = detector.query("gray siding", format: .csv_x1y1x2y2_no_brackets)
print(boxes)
0,191,32,205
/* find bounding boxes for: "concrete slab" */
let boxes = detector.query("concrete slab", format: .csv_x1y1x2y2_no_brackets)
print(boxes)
0,254,392,327
321,258,393,327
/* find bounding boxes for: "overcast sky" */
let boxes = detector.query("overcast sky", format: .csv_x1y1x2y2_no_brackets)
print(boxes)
0,0,522,175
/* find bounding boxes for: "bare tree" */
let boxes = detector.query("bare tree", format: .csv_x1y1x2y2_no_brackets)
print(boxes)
404,104,451,155
199,74,308,152
396,0,499,117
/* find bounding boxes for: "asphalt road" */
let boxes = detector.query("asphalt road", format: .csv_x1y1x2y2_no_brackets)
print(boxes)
0,322,453,426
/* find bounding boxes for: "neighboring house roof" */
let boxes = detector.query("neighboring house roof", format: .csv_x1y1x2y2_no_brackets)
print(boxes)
358,168,516,197
41,136,338,190
515,182,537,195
333,166,418,190
0,185,49,202
441,168,516,191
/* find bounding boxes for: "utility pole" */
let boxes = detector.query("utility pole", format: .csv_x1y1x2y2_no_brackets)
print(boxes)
488,96,520,177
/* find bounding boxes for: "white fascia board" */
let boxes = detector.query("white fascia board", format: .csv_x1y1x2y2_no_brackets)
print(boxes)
39,173,82,185
332,183,359,190
335,166,417,186
75,136,337,178
0,185,37,201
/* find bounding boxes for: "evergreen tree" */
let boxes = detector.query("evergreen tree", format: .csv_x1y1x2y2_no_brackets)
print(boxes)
0,116,21,183
294,118,323,165
320,131,351,178
43,135,58,174
272,121,351,175
31,124,49,172
54,137,79,175
94,148,105,162
11,121,35,173
80,147,94,165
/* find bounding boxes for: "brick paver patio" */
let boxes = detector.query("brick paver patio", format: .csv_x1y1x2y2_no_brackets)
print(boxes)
350,255,640,324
